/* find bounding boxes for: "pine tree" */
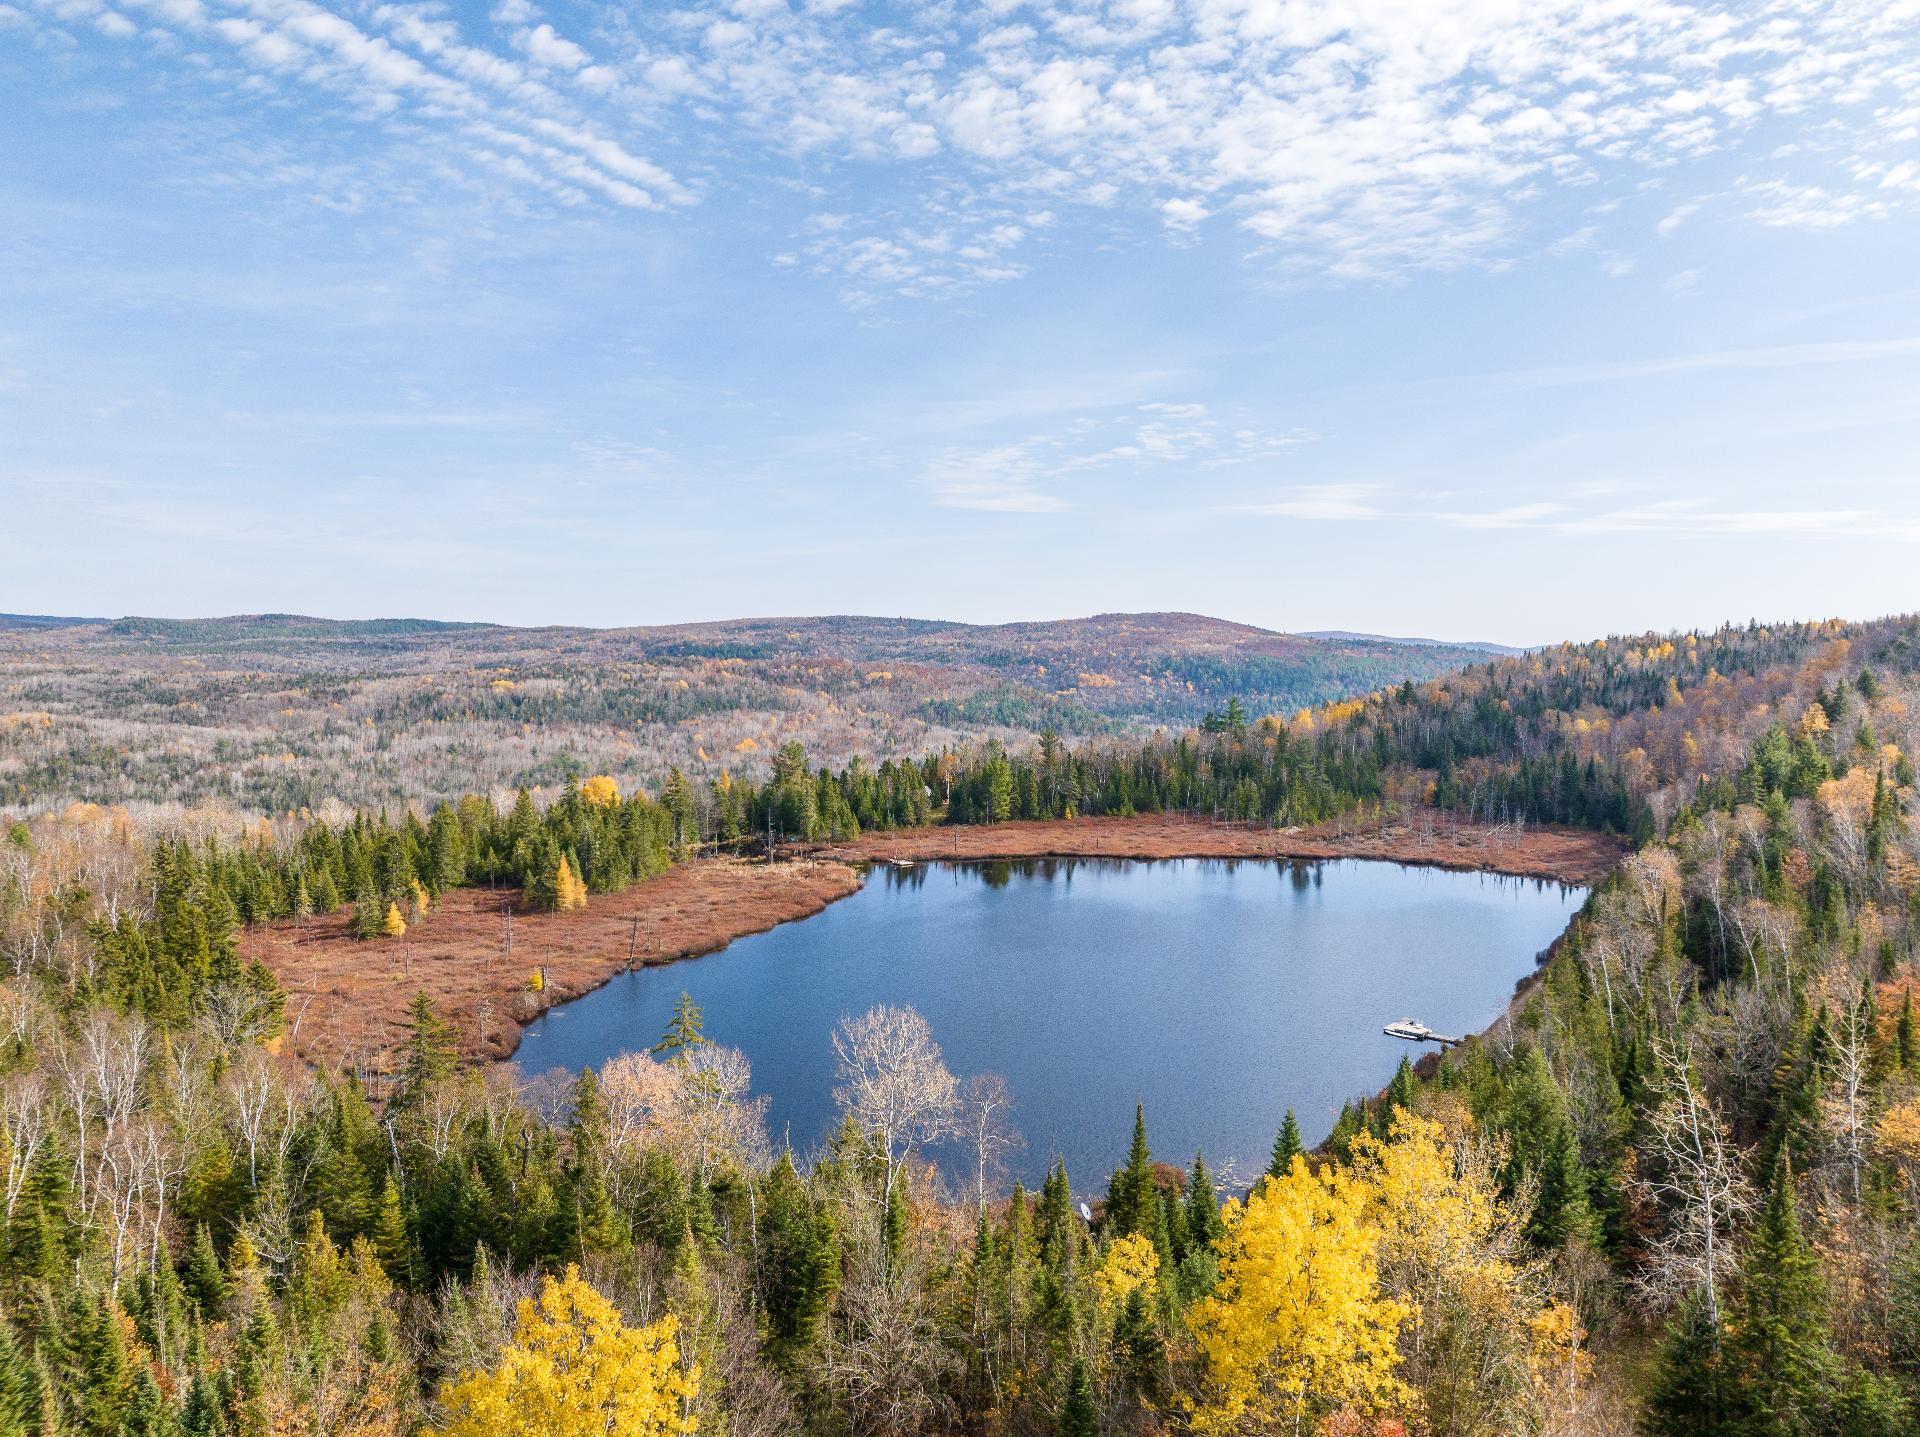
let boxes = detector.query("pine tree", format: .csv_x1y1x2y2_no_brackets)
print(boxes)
1897,991,1916,1072
1058,1355,1098,1437
1268,1109,1303,1180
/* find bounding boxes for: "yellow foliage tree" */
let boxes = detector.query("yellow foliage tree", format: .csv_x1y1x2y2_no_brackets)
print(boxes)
437,1264,698,1437
581,775,621,808
1093,1231,1160,1312
1185,1156,1409,1434
555,855,589,912
382,902,407,938
1354,1109,1583,1434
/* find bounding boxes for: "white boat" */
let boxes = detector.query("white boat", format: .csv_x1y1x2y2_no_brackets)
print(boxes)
1382,1018,1460,1044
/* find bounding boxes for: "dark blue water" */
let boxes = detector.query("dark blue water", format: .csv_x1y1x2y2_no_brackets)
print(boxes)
516,858,1583,1190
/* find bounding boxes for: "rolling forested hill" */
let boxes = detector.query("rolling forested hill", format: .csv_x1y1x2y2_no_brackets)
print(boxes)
0,610,1499,814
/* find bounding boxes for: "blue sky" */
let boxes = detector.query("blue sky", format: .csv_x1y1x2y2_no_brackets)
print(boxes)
5,0,1920,644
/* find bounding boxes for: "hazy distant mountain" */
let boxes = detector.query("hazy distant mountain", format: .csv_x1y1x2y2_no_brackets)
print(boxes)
1300,629,1528,656
0,613,109,630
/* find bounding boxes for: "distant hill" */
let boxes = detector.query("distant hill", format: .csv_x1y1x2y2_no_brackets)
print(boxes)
1299,629,1527,655
0,613,108,630
0,610,1502,813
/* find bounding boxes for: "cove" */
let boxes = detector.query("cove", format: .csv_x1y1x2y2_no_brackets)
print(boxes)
515,858,1585,1189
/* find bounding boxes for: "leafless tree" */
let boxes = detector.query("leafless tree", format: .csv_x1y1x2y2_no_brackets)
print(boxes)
1633,1040,1753,1324
832,1004,957,1217
0,1072,47,1220
224,1047,282,1191
958,1072,1021,1215
1822,985,1874,1206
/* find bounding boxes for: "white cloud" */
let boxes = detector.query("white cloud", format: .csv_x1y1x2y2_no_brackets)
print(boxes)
929,404,1311,513
1238,486,1920,542
20,0,1920,299
516,22,588,72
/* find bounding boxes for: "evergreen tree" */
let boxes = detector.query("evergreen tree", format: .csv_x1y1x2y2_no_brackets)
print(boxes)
1059,1355,1098,1437
1723,1157,1833,1435
1525,1114,1593,1250
1268,1109,1302,1180
397,990,459,1101
653,992,709,1060
0,1322,42,1437
1644,1296,1730,1437
756,1151,839,1369
1103,1104,1166,1258
184,1223,229,1319
1185,1152,1223,1256
371,1175,415,1288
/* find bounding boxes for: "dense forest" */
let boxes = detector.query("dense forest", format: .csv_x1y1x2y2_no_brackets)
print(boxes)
4,613,1920,1433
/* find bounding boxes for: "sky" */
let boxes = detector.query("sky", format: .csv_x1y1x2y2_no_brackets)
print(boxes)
5,0,1920,646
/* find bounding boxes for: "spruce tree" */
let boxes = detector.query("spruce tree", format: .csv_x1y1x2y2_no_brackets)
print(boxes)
397,991,458,1102
1268,1109,1302,1180
371,1176,415,1288
184,1224,229,1319
653,993,709,1059
1524,1116,1593,1250
1103,1105,1169,1262
1643,1296,1730,1437
1724,1156,1833,1435
0,1321,41,1437
756,1151,839,1368
1184,1152,1223,1256
1385,1054,1418,1121
1058,1355,1098,1437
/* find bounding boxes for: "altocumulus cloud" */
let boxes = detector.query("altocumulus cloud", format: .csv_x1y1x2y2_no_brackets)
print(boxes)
13,0,1920,299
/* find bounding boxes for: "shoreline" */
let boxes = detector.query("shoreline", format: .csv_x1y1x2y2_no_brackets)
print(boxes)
251,811,1621,1074
253,857,864,1073
808,811,1623,887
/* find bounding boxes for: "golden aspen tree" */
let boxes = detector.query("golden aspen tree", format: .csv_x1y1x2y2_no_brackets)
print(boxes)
1353,1110,1571,1433
437,1264,697,1437
581,775,620,808
1185,1157,1409,1434
1093,1231,1160,1311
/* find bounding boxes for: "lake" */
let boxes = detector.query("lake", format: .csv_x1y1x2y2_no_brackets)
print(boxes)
515,857,1585,1191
